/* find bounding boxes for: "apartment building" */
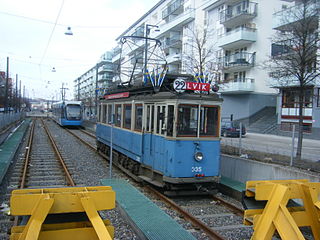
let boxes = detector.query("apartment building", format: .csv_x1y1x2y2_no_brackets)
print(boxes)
110,0,291,122
271,0,320,136
75,0,319,129
74,51,114,118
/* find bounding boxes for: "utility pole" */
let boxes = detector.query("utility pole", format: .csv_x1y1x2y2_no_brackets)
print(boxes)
60,83,69,101
95,64,98,117
4,57,9,113
77,77,80,101
15,74,18,113
19,80,21,112
23,85,25,110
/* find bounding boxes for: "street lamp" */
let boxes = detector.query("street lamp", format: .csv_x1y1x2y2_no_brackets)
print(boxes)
65,26,73,36
144,24,160,76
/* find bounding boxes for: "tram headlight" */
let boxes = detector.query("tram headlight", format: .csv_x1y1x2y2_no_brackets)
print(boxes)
194,152,203,161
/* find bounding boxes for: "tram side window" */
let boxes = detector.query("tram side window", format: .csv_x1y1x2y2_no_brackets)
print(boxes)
135,104,143,131
200,106,219,137
97,105,101,122
124,104,132,129
156,106,166,134
115,104,122,127
146,105,154,132
102,105,107,123
107,105,113,124
167,105,174,137
177,105,198,137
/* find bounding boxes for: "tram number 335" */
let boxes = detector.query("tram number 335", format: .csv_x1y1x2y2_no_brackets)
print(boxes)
191,167,202,172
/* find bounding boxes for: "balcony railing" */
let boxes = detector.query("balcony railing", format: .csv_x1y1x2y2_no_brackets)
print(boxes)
162,0,183,19
155,8,195,36
220,78,255,93
99,65,114,73
273,1,320,29
220,1,257,27
166,53,182,63
219,52,255,70
162,37,182,49
217,27,257,49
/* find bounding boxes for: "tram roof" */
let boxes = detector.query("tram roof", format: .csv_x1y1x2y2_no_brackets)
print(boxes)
101,73,222,102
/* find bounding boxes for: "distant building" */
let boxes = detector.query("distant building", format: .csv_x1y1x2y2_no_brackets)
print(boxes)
73,51,115,118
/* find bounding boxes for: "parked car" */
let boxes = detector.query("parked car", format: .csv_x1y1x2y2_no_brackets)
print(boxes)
221,120,246,137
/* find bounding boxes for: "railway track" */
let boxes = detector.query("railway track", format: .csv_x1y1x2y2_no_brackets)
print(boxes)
64,125,254,239
0,118,77,238
19,118,75,188
0,119,257,239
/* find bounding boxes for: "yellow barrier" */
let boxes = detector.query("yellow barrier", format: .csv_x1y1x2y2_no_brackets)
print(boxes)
10,186,115,240
243,179,320,240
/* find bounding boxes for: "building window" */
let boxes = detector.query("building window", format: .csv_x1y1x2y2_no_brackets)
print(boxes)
282,88,313,108
134,104,143,131
123,104,132,129
281,122,312,133
115,104,122,127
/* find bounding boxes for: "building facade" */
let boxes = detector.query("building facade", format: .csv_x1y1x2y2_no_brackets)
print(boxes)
74,51,114,118
271,0,320,136
111,0,287,122
74,0,319,135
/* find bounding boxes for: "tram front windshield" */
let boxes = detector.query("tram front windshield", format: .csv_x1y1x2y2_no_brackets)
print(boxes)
177,104,219,137
66,104,81,120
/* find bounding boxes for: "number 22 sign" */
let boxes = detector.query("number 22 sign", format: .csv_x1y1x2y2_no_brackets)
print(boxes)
173,79,186,92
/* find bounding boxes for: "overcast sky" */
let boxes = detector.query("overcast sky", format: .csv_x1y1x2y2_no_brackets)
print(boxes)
0,0,158,100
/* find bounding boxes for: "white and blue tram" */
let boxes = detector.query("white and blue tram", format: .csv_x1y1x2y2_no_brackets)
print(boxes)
96,77,222,194
52,101,83,127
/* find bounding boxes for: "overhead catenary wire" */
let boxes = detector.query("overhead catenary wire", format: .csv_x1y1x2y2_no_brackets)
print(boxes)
39,0,65,66
0,10,124,29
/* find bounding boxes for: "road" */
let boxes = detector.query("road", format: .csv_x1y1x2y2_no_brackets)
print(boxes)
221,133,320,162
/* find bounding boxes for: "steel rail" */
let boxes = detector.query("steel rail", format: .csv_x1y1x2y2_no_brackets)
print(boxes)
79,129,96,138
211,195,244,216
41,119,75,186
144,185,226,240
19,120,35,189
64,129,96,150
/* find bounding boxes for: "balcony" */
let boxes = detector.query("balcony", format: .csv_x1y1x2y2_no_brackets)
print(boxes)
98,64,114,73
220,78,255,94
166,53,181,64
154,9,195,37
219,52,255,72
162,37,182,49
220,2,257,28
217,27,257,49
273,1,319,30
162,0,183,19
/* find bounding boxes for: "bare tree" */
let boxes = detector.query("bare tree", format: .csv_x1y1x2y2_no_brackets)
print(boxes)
182,26,219,85
267,0,320,161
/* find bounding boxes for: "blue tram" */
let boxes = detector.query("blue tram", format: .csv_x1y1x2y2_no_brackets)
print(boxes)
96,77,222,194
52,101,83,127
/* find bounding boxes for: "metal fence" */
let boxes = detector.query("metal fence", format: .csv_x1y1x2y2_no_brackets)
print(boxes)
0,112,25,131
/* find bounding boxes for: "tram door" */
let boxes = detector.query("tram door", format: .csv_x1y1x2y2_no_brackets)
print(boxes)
155,104,168,172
